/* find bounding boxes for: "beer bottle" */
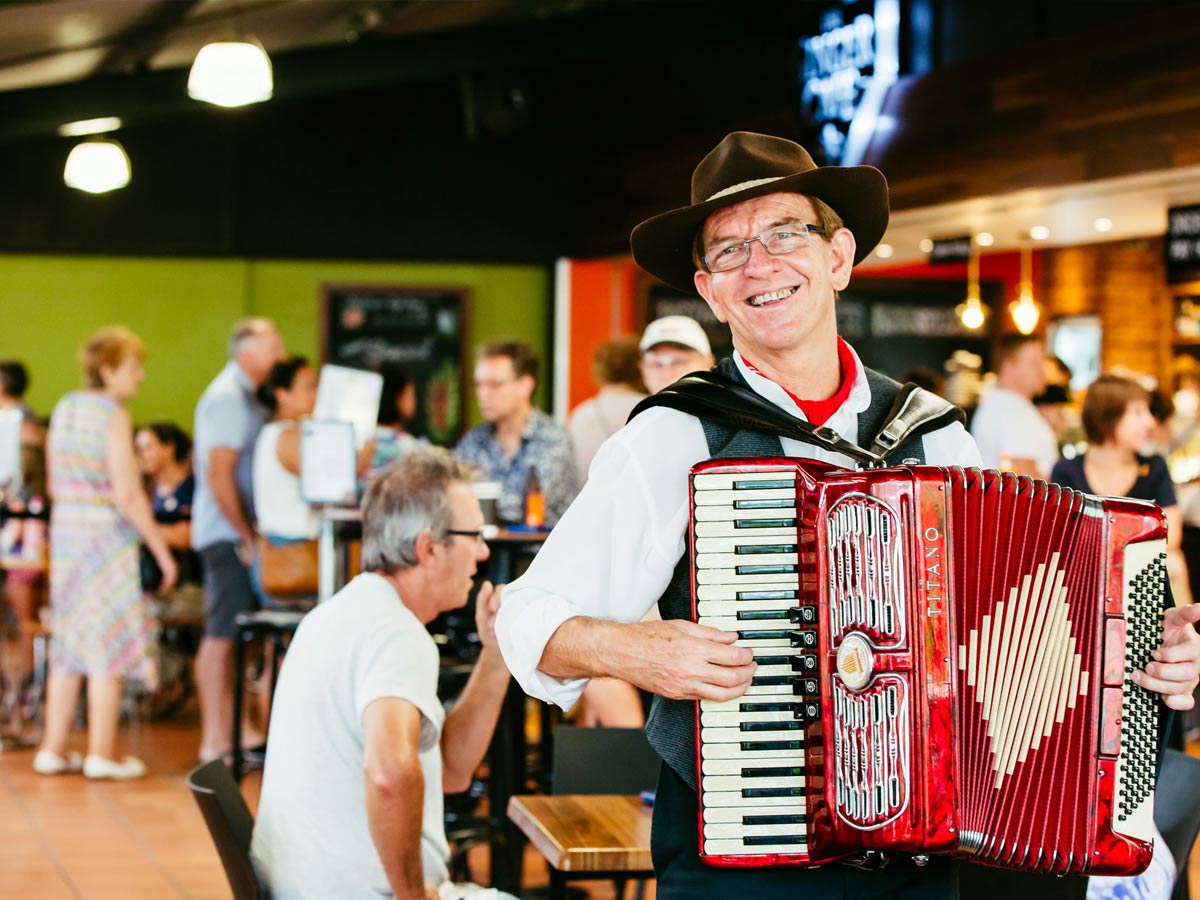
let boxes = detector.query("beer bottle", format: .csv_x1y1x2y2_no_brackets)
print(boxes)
524,465,545,528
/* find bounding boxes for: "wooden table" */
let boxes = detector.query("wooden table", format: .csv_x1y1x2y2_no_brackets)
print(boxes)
507,794,654,899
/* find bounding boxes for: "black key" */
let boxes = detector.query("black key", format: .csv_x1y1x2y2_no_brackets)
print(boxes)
737,609,788,621
789,630,818,649
788,606,818,624
756,655,790,667
735,544,797,555
791,654,819,673
738,590,799,601
743,814,806,826
734,498,795,509
740,721,803,732
793,701,820,721
741,765,804,778
738,629,790,641
742,787,804,798
739,740,804,752
736,564,798,575
735,518,797,529
744,834,806,846
740,702,793,712
792,677,819,696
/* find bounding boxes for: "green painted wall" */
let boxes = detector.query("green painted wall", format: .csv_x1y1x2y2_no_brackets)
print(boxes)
0,254,550,433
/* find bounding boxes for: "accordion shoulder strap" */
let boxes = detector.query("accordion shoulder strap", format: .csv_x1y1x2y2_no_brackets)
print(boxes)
630,357,964,466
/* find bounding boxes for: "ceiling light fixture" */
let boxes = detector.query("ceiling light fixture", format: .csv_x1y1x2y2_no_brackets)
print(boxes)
57,117,123,138
1010,246,1040,335
918,238,933,253
187,38,273,107
975,232,994,247
63,138,131,193
1093,217,1113,233
1029,225,1050,241
876,243,894,259
956,245,986,330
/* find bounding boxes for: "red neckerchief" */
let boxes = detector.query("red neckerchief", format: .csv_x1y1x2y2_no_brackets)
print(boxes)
739,337,857,427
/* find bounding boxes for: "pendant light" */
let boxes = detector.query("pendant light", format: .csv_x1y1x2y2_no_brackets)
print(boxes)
188,37,273,108
956,243,986,330
1010,246,1040,335
63,137,131,193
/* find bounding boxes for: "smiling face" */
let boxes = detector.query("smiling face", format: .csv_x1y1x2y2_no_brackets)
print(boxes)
693,192,854,363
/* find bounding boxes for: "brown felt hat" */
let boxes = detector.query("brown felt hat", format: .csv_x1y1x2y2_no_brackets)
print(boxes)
630,132,889,293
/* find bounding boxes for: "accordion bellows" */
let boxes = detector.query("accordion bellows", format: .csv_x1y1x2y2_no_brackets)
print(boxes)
690,459,1164,875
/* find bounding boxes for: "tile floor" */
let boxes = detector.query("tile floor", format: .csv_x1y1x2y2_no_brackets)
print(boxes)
0,704,1195,899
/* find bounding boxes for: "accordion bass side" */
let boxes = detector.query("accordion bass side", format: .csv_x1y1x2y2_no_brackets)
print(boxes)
690,459,1166,875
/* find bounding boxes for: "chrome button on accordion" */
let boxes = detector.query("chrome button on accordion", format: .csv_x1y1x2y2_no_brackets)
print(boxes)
690,459,1165,875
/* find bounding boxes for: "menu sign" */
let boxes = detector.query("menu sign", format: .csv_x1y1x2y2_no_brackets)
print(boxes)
1166,204,1200,282
929,236,972,266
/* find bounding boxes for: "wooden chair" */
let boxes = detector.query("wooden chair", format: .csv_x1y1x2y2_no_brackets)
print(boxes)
186,759,264,900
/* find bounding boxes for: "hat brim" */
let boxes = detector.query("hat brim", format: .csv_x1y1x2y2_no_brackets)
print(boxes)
630,166,889,294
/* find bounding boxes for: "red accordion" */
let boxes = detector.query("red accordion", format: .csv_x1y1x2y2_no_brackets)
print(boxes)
690,459,1165,875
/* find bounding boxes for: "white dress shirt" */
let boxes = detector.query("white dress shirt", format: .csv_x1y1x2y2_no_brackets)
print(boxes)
970,385,1059,477
495,348,983,710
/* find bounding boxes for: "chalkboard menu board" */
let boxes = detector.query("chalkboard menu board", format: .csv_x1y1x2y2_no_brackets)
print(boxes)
1166,204,1200,283
321,284,469,445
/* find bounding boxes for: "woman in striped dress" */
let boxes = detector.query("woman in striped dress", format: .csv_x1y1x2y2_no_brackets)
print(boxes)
33,327,178,780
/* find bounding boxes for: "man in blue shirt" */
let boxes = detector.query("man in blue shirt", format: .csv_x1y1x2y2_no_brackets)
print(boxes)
455,340,578,527
192,317,284,763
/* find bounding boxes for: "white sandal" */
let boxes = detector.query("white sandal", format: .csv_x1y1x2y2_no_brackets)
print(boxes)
32,749,84,775
83,755,147,781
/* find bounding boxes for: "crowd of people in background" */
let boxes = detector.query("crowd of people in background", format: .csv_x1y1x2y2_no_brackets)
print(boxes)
1,308,1198,773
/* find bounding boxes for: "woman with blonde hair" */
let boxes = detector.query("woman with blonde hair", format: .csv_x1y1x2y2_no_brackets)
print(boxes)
33,326,177,780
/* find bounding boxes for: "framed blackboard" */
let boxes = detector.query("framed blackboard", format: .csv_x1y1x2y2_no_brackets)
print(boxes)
321,284,470,445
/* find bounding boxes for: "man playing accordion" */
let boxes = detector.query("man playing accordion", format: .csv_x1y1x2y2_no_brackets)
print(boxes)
494,131,1200,899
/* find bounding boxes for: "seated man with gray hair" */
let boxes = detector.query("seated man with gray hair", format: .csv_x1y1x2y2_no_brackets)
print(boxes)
251,447,512,900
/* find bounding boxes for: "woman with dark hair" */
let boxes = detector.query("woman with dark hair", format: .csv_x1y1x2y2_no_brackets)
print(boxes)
135,422,194,551
1050,374,1187,600
253,357,320,550
370,369,425,476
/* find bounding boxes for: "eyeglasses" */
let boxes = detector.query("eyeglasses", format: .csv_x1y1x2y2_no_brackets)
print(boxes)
640,352,703,371
446,527,487,543
702,222,826,273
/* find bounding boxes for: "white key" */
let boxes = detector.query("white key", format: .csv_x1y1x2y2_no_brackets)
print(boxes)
701,790,807,808
696,536,799,554
694,471,797,490
696,511,796,525
701,709,797,727
702,802,806,823
696,599,793,618
700,825,806,844
696,583,798,601
703,837,807,855
702,773,805,793
701,742,805,760
701,757,806,775
695,521,797,539
697,570,798,586
696,552,798,570
702,692,800,713
694,488,796,506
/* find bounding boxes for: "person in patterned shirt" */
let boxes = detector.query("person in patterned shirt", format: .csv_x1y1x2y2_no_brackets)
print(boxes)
455,340,578,527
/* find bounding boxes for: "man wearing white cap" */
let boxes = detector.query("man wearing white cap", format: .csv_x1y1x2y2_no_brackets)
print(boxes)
494,132,1200,899
638,315,716,395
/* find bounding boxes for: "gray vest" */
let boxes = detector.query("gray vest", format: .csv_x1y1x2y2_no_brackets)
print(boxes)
644,366,929,790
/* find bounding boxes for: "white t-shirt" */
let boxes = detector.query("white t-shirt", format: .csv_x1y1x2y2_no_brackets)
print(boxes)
251,573,450,898
253,420,319,539
970,386,1059,477
496,349,982,710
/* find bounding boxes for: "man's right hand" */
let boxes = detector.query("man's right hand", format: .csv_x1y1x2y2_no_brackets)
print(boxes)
609,619,756,702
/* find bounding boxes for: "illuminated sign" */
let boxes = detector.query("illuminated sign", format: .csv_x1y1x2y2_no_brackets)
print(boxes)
800,0,899,166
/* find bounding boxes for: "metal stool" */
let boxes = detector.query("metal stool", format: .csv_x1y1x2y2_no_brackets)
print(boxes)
229,608,306,781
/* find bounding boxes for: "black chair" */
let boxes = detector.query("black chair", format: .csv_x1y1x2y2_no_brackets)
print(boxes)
1154,748,1200,900
187,759,264,900
230,607,308,781
551,726,660,899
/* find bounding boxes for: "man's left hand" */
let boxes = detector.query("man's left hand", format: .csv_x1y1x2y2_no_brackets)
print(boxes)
1133,604,1200,710
475,581,503,649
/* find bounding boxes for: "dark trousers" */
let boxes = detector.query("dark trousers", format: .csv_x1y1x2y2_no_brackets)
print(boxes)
651,764,959,900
